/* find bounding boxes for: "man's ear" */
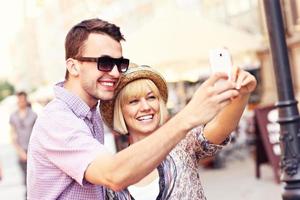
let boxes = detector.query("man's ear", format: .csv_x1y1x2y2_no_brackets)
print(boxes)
66,58,80,76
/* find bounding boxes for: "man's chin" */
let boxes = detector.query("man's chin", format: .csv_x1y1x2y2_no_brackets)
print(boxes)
97,93,114,101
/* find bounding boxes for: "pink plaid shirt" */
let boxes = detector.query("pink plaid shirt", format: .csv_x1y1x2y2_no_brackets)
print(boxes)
27,82,108,199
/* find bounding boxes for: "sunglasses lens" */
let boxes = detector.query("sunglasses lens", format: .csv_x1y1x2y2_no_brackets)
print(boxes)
97,57,114,72
118,58,129,73
97,57,129,73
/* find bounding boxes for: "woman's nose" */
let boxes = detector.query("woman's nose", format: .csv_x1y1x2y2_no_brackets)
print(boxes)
140,99,151,110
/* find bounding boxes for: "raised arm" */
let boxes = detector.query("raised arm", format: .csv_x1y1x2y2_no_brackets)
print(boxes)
85,73,239,191
203,68,257,144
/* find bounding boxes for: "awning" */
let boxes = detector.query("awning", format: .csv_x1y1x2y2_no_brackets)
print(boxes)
123,8,262,82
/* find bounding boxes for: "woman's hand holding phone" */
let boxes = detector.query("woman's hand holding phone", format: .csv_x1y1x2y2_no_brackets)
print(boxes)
209,48,256,97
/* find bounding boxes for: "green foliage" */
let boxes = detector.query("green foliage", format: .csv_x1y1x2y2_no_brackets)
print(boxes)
0,81,15,102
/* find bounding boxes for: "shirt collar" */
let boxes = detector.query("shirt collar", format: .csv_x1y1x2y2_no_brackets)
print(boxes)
54,81,98,119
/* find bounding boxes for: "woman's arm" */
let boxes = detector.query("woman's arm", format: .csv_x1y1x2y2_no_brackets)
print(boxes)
175,69,256,164
203,68,257,144
181,126,230,161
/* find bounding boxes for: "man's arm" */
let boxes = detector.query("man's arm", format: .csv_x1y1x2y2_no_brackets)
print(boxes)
10,126,27,162
85,112,190,191
85,73,239,191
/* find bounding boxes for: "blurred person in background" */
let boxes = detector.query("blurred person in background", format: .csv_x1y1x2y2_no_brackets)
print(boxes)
100,64,256,199
27,18,240,200
9,91,37,192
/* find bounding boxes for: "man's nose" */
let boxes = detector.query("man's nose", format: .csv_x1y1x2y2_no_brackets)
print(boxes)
108,65,120,77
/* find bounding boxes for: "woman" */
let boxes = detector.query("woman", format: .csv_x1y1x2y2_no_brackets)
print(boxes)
100,64,256,199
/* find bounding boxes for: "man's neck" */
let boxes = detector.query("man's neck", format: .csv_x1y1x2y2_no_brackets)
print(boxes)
64,79,98,108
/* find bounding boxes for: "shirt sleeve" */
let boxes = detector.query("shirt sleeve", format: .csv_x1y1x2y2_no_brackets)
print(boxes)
37,110,110,186
32,110,38,122
182,125,231,162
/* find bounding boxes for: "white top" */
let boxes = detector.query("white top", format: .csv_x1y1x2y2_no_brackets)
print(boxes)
128,177,160,200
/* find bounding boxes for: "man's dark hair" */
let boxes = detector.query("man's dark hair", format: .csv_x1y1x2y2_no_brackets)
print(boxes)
16,91,27,98
64,18,125,80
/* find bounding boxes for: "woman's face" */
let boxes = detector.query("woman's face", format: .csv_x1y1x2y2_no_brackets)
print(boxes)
121,88,161,137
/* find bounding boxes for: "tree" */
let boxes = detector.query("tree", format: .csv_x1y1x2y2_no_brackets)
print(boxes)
0,81,15,102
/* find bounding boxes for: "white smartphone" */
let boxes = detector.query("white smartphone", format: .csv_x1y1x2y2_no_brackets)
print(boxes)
209,48,233,80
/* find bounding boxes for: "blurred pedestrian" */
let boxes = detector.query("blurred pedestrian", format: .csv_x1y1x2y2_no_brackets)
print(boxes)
9,91,37,189
27,18,239,199
101,64,257,199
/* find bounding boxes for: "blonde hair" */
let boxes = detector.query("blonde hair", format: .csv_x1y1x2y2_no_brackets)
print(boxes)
113,79,168,135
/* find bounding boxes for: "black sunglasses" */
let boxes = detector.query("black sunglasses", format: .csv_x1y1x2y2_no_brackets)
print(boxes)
75,56,130,73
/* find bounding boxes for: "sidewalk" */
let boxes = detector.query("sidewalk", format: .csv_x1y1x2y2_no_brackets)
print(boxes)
0,144,25,200
201,156,281,200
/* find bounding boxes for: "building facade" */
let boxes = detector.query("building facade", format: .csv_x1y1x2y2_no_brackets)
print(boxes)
257,0,300,105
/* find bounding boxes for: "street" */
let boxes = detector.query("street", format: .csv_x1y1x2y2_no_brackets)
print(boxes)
202,154,281,200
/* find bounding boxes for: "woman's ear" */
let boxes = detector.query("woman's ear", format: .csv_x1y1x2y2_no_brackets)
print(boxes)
66,58,80,77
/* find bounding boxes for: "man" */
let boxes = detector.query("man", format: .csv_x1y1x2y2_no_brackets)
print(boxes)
27,18,243,199
9,91,37,187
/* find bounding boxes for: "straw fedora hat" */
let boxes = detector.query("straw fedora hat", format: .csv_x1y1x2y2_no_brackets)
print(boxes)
100,64,168,130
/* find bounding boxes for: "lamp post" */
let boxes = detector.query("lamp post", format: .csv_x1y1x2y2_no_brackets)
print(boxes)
262,0,300,199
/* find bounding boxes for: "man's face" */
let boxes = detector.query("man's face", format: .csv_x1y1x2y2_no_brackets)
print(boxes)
78,33,123,103
17,95,27,109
